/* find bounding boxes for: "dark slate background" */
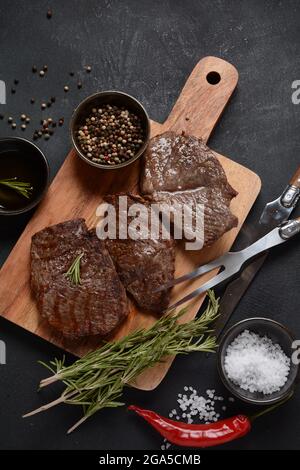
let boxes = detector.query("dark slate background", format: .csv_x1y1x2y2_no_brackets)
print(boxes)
0,0,300,450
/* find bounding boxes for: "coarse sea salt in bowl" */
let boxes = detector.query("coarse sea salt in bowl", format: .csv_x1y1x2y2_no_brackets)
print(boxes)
217,318,299,405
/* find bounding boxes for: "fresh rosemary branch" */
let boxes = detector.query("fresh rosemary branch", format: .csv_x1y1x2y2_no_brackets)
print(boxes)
23,291,219,434
64,253,84,285
0,177,33,199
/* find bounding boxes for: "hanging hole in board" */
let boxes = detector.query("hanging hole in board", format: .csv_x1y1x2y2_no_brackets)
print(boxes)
206,71,221,85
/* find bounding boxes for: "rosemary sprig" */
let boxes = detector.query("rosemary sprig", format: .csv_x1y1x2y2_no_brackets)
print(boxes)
23,291,219,433
64,253,84,285
0,177,33,199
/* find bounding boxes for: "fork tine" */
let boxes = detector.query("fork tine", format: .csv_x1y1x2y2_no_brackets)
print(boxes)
165,270,231,312
154,256,226,293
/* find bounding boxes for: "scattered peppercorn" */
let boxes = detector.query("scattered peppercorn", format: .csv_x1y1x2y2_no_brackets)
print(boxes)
47,102,52,108
52,121,57,128
11,123,17,129
30,98,35,104
64,85,69,92
41,103,47,110
50,96,56,103
20,114,26,121
69,72,74,77
25,117,30,124
38,131,43,137
39,70,45,77
14,79,19,85
85,65,92,73
47,118,53,124
49,129,54,136
32,65,37,73
43,65,48,72
0,114,4,120
77,81,83,89
47,9,52,19
76,104,145,166
44,133,50,140
8,117,13,123
11,88,16,94
21,124,26,131
58,118,64,126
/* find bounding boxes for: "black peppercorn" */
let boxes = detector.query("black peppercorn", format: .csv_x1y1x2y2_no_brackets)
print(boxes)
30,98,35,104
50,96,56,103
32,65,37,73
77,81,83,89
11,88,16,94
14,79,19,85
47,9,52,19
76,104,144,166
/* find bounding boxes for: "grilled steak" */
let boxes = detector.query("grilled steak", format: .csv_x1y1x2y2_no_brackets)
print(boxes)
31,219,129,338
101,194,175,314
140,131,238,246
151,188,238,247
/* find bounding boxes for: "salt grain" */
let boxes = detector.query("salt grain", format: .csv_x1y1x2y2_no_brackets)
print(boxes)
224,330,290,394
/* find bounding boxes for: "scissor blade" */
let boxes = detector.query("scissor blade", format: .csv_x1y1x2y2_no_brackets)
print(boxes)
165,269,234,311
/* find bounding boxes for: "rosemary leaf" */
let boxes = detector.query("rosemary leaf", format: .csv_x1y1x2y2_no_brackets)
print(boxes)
0,177,33,199
64,253,84,285
23,290,219,433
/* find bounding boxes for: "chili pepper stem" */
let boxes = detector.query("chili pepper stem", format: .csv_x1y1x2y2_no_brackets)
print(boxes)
250,392,294,422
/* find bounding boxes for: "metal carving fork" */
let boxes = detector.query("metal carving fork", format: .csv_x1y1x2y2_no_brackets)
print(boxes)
157,217,300,312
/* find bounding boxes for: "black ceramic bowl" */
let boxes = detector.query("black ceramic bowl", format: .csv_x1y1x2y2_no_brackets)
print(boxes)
0,137,49,216
70,90,150,169
217,318,299,405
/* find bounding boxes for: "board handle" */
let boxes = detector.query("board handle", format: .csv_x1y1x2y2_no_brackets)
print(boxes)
163,56,239,143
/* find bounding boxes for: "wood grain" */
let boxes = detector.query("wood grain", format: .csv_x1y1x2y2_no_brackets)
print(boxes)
0,57,261,390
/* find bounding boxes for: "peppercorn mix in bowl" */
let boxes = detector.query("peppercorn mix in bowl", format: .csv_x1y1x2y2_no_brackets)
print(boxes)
71,91,150,169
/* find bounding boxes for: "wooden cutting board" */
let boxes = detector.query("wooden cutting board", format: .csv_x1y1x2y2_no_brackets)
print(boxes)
0,57,261,390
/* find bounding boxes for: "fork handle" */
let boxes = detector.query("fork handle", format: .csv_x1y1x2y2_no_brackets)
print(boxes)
281,166,300,207
279,217,300,239
290,166,300,188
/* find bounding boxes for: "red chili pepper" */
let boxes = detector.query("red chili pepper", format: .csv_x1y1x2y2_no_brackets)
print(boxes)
128,405,250,447
128,395,292,448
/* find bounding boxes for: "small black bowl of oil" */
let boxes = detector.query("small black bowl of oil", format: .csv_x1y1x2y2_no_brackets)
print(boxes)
0,137,49,216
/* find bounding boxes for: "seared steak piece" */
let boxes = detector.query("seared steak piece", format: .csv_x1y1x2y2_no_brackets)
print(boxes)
101,194,175,314
151,188,238,247
31,219,129,338
140,131,238,246
31,218,88,295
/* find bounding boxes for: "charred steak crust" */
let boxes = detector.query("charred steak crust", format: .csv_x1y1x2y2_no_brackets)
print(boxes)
31,219,129,338
102,194,176,314
140,131,238,246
